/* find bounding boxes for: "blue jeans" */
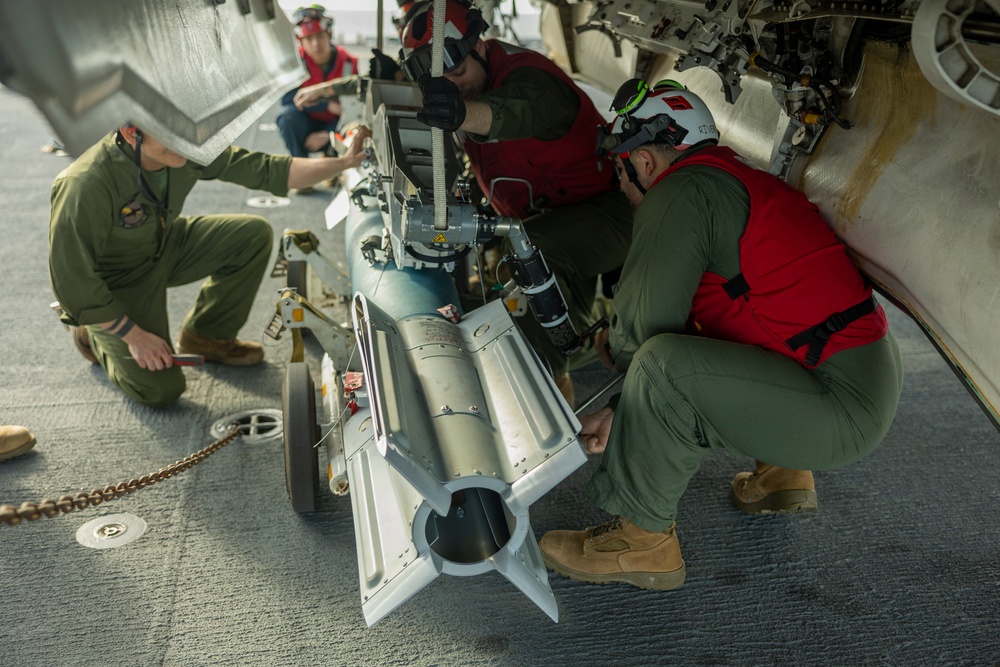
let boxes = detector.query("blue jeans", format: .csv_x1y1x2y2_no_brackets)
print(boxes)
276,104,336,157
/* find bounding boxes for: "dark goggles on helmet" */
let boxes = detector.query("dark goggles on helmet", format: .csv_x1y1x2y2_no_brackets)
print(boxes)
399,8,486,82
400,37,476,82
608,78,686,116
611,78,649,117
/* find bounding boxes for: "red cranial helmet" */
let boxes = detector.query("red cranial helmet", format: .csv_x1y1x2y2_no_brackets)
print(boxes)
293,5,333,39
399,0,486,81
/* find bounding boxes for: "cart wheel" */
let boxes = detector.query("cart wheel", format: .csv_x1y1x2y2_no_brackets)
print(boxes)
283,361,320,513
286,259,308,300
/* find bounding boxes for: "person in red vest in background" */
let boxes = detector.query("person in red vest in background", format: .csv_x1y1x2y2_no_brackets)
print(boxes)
277,5,358,169
400,0,633,404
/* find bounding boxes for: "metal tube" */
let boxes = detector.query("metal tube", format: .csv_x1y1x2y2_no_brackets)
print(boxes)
574,373,625,416
496,218,581,356
431,0,448,231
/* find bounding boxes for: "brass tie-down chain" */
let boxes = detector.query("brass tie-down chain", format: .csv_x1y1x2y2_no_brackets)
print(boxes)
0,428,241,527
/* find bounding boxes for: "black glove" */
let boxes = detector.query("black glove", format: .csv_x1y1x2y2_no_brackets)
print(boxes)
368,48,401,81
416,76,467,132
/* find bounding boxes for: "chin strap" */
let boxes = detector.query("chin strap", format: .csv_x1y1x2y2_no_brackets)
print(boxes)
621,155,647,196
469,49,490,90
131,129,167,212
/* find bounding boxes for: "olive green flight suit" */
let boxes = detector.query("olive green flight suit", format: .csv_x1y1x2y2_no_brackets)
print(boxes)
49,131,292,406
587,161,904,532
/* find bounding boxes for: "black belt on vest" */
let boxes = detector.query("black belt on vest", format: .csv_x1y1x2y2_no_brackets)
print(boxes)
785,294,879,367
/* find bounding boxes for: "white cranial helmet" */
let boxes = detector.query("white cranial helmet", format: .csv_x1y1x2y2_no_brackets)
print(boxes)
603,78,719,154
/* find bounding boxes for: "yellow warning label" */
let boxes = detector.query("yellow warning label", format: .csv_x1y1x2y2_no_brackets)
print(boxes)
432,234,448,243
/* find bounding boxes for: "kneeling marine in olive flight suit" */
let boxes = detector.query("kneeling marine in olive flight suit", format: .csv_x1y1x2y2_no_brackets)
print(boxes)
49,124,367,407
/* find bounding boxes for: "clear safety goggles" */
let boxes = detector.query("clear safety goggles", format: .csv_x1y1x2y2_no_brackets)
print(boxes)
293,5,326,24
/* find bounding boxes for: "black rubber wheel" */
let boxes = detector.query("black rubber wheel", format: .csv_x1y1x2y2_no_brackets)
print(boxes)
286,259,308,300
283,361,320,513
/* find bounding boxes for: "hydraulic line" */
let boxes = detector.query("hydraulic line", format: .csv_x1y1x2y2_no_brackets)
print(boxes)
499,217,581,357
750,51,851,129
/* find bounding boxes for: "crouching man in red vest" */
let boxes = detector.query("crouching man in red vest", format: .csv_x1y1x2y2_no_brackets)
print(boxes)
400,0,633,404
277,5,358,163
539,79,903,590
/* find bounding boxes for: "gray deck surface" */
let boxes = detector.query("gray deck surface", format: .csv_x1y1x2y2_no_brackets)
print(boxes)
1,83,999,667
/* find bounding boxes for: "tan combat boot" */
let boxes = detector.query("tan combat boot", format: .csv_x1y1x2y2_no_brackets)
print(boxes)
73,326,98,364
730,460,818,514
0,425,36,461
540,516,686,590
178,329,264,366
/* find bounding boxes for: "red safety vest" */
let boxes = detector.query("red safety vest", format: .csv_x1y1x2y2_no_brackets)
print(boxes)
659,145,887,367
463,41,617,219
298,44,359,124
